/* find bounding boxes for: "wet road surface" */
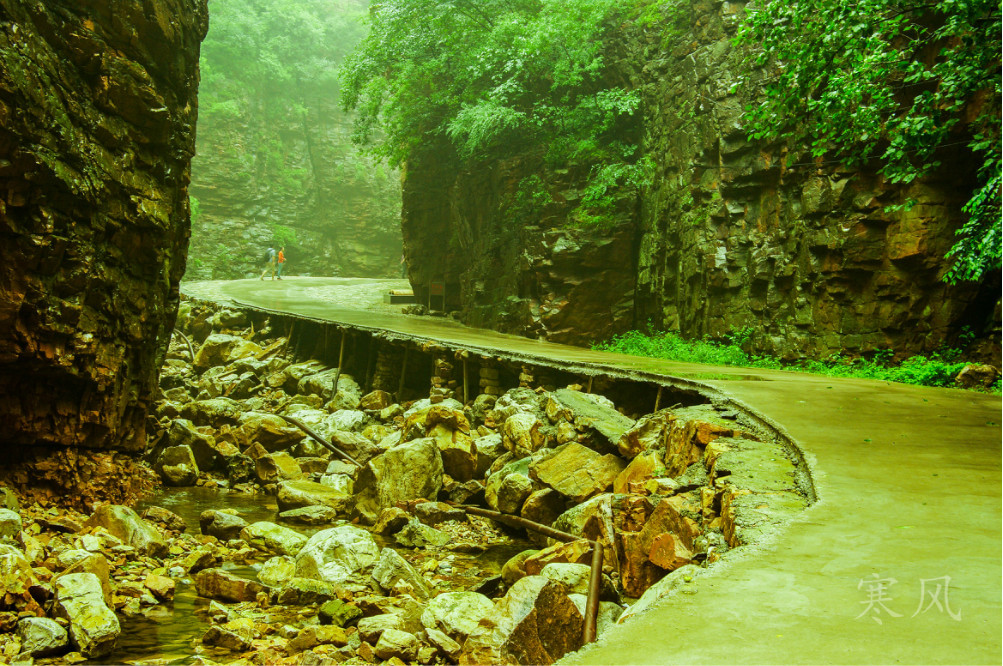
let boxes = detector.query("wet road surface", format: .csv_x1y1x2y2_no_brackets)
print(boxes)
182,277,1002,665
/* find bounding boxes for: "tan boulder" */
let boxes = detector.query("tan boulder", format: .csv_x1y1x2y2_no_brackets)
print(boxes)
529,442,625,503
460,576,583,665
613,451,663,494
523,540,593,576
616,410,672,459
194,568,267,602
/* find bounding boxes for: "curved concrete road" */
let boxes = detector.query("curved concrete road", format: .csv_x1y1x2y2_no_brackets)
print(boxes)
182,277,1002,665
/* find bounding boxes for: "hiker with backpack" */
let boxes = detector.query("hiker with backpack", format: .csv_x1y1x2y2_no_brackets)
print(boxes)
276,246,286,280
260,246,277,280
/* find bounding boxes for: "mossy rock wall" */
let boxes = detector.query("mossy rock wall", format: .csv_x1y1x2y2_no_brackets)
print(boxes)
400,0,999,360
0,0,208,451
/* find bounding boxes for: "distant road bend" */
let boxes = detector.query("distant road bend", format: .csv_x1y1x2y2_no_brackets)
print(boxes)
181,277,1002,665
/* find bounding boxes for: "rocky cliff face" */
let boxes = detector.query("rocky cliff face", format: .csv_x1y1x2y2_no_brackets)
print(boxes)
402,144,638,344
629,0,998,360
402,0,999,360
0,0,208,453
188,100,402,281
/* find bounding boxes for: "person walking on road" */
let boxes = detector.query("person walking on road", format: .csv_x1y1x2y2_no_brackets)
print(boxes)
260,246,276,280
276,247,286,280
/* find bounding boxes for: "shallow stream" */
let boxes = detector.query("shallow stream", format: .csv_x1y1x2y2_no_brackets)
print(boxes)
99,487,527,664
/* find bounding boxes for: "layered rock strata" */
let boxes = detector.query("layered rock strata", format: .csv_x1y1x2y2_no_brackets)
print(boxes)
0,1,208,453
401,0,999,359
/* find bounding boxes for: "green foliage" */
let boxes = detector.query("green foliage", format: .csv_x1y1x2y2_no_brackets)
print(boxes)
734,0,1002,283
200,0,363,124
508,175,555,222
269,223,298,249
595,328,990,390
189,195,201,224
340,0,646,227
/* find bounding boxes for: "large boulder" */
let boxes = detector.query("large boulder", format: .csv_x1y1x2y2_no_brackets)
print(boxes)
84,505,167,557
253,452,303,484
194,334,263,371
54,549,113,607
354,437,443,523
194,568,267,602
0,508,21,541
294,524,381,585
549,389,635,454
180,397,244,428
501,412,547,457
238,413,303,452
52,573,120,659
16,617,69,658
616,409,673,459
529,442,625,503
374,628,421,662
429,424,478,482
258,556,297,587
325,409,369,433
329,430,381,465
276,480,352,514
371,548,432,599
166,419,228,471
240,521,308,557
460,576,583,665
485,457,535,515
199,510,248,541
157,444,200,486
421,591,495,642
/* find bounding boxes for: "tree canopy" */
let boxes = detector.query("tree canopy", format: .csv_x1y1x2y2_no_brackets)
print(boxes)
200,0,366,123
338,0,648,224
735,0,1001,283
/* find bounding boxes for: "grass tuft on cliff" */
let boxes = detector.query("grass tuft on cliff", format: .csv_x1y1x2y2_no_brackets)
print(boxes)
594,328,998,391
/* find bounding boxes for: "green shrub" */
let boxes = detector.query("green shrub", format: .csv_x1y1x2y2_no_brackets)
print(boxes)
594,328,990,390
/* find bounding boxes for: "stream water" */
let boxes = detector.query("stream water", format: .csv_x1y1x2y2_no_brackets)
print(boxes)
99,487,528,664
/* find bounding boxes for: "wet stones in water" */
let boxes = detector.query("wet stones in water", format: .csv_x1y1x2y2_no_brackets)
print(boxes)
194,568,267,603
52,573,121,659
199,509,248,540
371,548,432,600
414,500,467,526
140,506,187,532
201,617,256,652
279,505,339,525
276,479,352,514
393,518,450,549
240,521,308,557
272,577,339,605
293,524,380,585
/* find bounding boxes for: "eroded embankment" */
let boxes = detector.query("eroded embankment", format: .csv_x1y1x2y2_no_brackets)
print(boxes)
0,296,816,665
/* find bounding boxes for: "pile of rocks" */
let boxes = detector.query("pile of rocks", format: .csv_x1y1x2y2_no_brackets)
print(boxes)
0,301,807,665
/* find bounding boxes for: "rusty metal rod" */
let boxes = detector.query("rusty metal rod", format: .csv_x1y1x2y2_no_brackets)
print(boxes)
397,346,409,400
583,539,604,644
173,329,195,362
654,385,663,412
462,357,469,405
450,503,605,645
277,413,362,468
333,330,346,397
